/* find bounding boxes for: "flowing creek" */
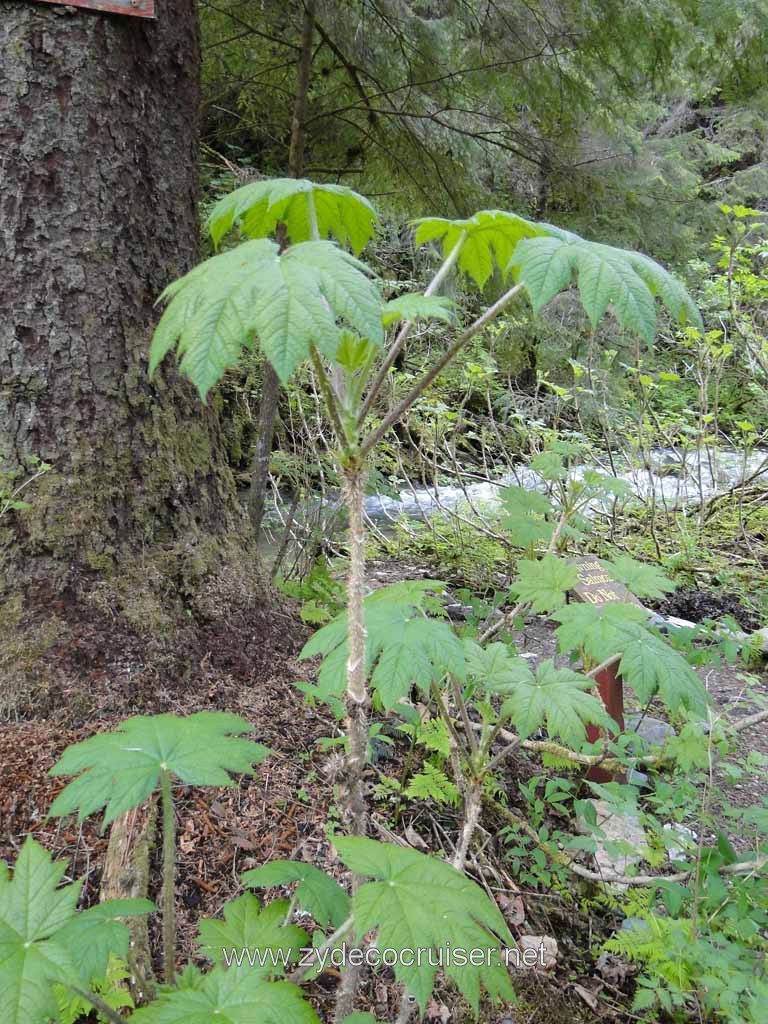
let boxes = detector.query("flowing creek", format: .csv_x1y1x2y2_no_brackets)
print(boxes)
359,446,768,524
260,447,768,575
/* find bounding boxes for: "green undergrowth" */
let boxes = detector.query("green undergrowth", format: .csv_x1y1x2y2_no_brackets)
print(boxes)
596,499,768,626
364,488,768,629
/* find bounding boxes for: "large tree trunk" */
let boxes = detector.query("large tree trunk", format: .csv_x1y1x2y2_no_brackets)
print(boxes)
0,0,245,598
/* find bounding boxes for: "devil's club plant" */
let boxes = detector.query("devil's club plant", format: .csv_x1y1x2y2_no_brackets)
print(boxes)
4,175,765,1022
49,712,271,984
145,175,710,1018
0,837,153,1024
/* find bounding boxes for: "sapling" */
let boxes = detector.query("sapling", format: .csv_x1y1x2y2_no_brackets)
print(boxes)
0,453,50,522
48,712,271,984
148,175,707,1019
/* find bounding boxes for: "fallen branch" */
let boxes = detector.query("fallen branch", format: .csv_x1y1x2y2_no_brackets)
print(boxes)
100,802,157,1004
485,797,768,888
465,700,768,773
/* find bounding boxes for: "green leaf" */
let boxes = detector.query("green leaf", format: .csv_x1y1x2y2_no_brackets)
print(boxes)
335,331,375,373
603,555,677,600
371,619,450,708
414,210,544,288
499,485,554,547
54,954,135,1023
151,239,383,396
0,839,77,1024
463,640,532,694
300,582,465,708
131,962,320,1024
576,244,657,343
197,894,307,976
49,712,271,828
335,837,514,1013
529,451,566,480
207,178,379,254
666,724,711,770
0,838,149,1024
499,659,614,747
341,1016,379,1024
511,233,701,341
499,486,552,518
507,236,576,312
412,717,452,758
509,555,578,613
505,516,555,548
624,251,702,329
618,632,707,714
242,862,350,929
57,898,155,984
553,604,707,713
382,293,455,327
553,602,650,658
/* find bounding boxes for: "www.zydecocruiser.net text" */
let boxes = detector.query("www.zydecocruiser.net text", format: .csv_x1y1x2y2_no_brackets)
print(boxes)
222,942,550,971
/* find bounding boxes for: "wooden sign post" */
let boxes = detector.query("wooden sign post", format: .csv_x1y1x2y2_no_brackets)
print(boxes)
569,557,642,783
31,0,155,17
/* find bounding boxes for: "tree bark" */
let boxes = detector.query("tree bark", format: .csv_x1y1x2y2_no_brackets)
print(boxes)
0,0,245,596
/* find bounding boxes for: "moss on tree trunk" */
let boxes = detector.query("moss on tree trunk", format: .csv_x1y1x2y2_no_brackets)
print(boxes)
0,2,282,704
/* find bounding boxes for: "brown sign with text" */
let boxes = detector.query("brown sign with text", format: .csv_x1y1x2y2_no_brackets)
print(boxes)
570,556,634,783
569,556,641,607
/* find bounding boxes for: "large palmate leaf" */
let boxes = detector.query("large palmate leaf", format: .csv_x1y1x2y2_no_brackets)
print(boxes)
490,659,614,747
511,234,701,342
49,712,270,828
242,862,350,929
382,293,456,327
499,485,554,548
150,238,383,395
463,639,531,691
413,209,545,288
619,634,708,713
553,604,707,713
603,555,677,600
58,898,156,985
300,581,465,708
131,963,320,1024
336,837,514,1013
508,554,578,613
198,894,307,976
553,602,650,659
207,178,379,253
0,838,151,1024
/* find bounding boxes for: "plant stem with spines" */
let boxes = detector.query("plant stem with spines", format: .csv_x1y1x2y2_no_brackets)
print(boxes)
334,465,369,1021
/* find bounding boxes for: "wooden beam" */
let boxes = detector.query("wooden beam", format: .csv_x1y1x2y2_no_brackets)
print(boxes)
32,0,155,19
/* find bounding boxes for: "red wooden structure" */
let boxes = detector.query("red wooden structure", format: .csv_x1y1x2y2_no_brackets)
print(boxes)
32,0,155,17
585,661,625,783
569,557,640,783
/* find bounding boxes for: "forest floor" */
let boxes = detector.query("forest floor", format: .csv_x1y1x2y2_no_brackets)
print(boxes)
0,561,766,1023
